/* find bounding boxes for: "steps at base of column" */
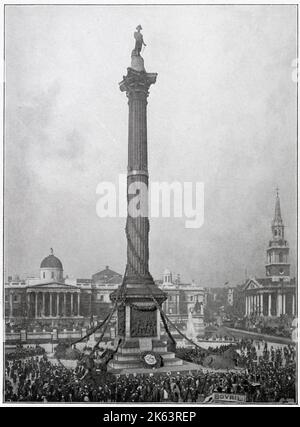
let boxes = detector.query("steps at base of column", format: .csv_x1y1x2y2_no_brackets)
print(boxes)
114,351,176,362
108,357,183,370
119,345,167,355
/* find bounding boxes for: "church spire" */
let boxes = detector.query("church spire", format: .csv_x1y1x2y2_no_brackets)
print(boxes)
271,188,284,240
266,187,290,279
273,187,283,225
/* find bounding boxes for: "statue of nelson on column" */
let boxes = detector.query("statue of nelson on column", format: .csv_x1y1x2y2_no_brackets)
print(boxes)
133,24,147,56
130,25,147,72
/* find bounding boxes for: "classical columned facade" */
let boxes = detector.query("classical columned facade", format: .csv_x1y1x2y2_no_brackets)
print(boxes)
244,286,296,317
26,286,81,319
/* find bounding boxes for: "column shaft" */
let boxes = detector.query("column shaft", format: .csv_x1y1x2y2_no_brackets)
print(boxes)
42,293,45,317
71,293,74,316
35,293,38,318
292,294,295,315
27,293,30,317
63,293,66,316
268,294,272,317
127,95,149,277
120,69,157,282
56,293,59,317
49,293,52,317
277,294,281,316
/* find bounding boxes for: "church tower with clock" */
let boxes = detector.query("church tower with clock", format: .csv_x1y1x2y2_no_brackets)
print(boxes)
244,188,295,318
265,189,290,280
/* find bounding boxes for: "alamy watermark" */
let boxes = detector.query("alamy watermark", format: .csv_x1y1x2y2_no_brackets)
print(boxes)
96,174,204,229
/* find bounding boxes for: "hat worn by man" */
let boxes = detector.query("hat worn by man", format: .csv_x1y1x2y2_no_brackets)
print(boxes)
136,25,142,30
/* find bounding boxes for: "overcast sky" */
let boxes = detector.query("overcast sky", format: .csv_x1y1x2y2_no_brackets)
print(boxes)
4,5,297,286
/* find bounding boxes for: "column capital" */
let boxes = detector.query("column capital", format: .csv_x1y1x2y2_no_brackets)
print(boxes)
119,68,157,98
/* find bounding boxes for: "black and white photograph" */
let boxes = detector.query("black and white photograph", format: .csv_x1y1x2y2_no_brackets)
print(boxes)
1,2,298,408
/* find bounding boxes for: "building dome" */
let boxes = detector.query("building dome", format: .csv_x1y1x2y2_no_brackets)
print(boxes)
40,254,63,269
40,249,63,282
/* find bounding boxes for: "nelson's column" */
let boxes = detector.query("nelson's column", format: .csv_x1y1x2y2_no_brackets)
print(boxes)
109,27,183,370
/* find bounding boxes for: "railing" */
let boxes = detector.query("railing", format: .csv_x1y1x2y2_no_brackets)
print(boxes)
5,328,113,343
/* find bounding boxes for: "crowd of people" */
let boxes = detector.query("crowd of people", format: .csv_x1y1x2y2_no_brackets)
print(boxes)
6,345,45,361
244,315,293,338
4,340,296,403
176,343,238,365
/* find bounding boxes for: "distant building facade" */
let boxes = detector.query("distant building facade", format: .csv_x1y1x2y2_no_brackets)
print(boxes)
158,269,205,337
5,255,204,336
5,251,121,324
204,284,236,308
243,191,297,318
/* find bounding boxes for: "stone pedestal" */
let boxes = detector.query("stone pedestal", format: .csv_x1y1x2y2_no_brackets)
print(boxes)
131,51,145,72
108,338,183,371
108,292,183,370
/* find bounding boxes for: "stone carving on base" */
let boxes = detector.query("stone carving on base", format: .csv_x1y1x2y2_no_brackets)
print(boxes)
130,307,157,337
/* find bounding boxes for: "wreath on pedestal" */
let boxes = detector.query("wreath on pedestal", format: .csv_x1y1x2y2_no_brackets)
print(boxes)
140,351,162,369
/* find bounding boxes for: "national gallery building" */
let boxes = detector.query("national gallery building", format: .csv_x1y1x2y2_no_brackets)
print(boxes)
5,252,121,324
5,253,204,330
